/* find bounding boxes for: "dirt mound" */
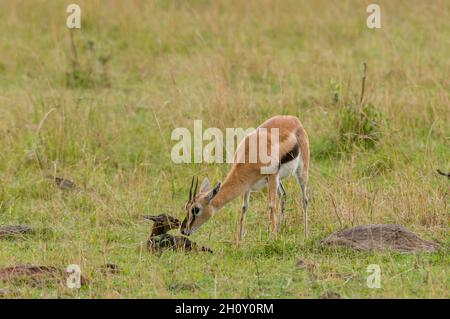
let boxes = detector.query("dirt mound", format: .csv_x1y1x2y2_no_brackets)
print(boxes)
46,175,78,191
0,288,11,296
320,290,341,299
0,265,61,281
321,224,439,252
0,225,33,239
0,265,88,285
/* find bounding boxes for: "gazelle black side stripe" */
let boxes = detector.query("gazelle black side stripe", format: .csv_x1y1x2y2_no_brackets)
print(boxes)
280,144,300,164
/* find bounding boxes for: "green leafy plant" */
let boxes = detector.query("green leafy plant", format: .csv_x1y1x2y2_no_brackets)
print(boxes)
338,102,383,151
336,63,384,151
65,30,111,88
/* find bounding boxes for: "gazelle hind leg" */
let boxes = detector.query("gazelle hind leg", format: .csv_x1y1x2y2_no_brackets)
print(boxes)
278,181,287,223
238,191,250,245
267,174,280,236
295,167,309,239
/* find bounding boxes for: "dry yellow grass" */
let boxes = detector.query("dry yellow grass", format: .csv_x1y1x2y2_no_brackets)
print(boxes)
0,0,448,298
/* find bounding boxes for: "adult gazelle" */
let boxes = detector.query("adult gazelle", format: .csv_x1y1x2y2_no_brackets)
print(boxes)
181,115,310,242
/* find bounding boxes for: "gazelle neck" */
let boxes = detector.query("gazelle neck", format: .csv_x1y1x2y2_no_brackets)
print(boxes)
210,170,248,211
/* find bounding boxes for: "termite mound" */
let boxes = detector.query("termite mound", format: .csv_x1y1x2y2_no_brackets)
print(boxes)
320,224,439,252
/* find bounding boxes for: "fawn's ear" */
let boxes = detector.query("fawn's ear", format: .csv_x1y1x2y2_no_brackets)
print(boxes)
145,215,161,222
207,182,221,203
200,177,210,193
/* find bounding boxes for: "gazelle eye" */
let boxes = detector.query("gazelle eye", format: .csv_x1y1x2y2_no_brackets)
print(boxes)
192,206,200,215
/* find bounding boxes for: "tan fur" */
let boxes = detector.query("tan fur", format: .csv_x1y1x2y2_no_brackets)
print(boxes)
181,115,310,242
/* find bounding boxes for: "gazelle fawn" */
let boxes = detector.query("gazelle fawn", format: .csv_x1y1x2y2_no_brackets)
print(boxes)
181,115,310,243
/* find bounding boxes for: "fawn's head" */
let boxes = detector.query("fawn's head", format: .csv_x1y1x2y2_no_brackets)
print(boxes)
181,177,221,236
146,214,180,236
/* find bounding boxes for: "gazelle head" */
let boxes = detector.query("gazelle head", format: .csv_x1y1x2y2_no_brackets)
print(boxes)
181,176,221,236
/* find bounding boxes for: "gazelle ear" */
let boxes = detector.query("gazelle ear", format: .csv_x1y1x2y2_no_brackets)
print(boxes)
144,215,163,222
207,182,221,203
200,177,210,193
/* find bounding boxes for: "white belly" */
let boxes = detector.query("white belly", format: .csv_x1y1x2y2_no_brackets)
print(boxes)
250,157,300,191
250,178,267,191
279,157,300,179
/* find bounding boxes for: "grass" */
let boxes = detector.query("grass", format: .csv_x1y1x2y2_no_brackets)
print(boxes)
0,0,448,298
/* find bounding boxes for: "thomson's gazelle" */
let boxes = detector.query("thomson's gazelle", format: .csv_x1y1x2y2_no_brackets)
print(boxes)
181,115,310,242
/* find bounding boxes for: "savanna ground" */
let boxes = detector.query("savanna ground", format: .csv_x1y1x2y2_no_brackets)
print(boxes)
0,0,448,298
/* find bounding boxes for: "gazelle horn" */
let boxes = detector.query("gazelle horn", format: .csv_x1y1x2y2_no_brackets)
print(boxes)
188,176,195,201
193,177,199,198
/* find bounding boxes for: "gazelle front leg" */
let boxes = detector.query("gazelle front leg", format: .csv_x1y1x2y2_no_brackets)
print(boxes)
267,174,280,235
238,191,250,244
295,167,309,240
278,181,287,222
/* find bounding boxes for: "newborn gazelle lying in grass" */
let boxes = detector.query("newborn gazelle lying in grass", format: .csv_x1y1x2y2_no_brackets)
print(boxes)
181,115,310,243
145,214,212,253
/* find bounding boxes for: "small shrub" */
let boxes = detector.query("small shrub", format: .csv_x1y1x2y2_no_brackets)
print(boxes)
65,68,96,88
338,102,383,151
65,37,111,89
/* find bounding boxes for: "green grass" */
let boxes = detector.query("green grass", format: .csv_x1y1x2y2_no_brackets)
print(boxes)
0,0,448,298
